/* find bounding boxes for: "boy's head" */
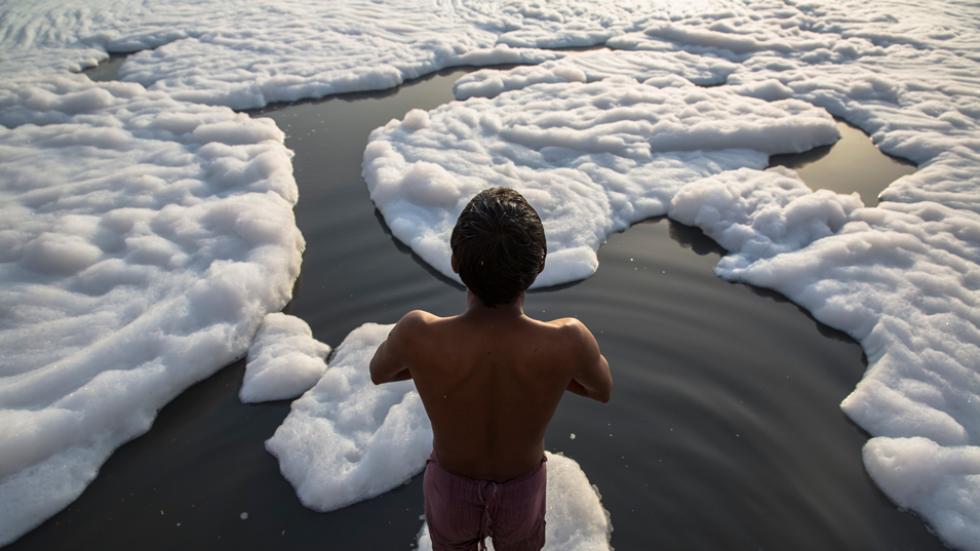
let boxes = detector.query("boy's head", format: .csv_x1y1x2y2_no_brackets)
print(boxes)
450,187,547,307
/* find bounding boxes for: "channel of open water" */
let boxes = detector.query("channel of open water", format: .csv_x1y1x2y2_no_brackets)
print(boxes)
9,62,939,550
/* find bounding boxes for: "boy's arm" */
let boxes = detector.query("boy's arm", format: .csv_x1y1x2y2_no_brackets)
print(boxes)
563,319,612,403
370,310,426,385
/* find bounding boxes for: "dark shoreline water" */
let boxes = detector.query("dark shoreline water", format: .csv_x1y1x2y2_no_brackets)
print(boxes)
9,63,935,549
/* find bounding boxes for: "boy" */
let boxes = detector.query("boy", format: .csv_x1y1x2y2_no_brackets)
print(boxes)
370,187,612,551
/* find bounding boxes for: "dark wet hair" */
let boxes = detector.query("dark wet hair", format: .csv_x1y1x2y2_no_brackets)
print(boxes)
450,187,547,307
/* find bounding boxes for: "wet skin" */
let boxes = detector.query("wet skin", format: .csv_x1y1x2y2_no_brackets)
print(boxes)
370,290,612,482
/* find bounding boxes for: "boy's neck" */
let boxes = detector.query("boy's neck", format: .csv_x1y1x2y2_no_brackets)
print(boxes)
463,290,525,319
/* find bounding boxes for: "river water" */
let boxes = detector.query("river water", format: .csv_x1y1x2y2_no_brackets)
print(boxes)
9,63,937,550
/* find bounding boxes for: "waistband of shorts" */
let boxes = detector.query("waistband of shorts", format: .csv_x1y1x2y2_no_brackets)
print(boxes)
427,451,547,486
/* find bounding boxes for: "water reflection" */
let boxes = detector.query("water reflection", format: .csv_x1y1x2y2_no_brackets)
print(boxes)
771,120,915,206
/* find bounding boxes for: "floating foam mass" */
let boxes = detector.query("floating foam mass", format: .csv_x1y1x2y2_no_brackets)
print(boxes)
703,197,980,550
364,78,839,288
0,0,727,109
266,323,432,511
415,452,612,551
669,167,864,273
0,74,303,545
240,313,331,404
453,47,736,100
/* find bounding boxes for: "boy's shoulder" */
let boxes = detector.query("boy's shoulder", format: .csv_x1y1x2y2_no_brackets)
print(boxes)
543,316,592,336
393,310,595,347
545,316,587,329
542,316,600,353
398,309,438,325
382,310,442,361
392,309,440,337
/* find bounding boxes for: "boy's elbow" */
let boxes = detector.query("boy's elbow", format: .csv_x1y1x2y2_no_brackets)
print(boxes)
368,357,385,385
370,363,393,385
596,378,613,403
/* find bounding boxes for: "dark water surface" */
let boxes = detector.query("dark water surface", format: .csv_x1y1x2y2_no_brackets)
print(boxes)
13,66,932,549
772,120,915,207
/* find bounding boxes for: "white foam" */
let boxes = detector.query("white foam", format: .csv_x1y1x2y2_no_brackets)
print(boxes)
415,452,612,551
689,196,980,550
2,0,980,548
266,323,432,511
615,2,980,213
669,167,864,273
364,78,838,288
361,7,980,547
864,438,980,549
453,47,736,100
0,74,303,545
240,313,330,404
0,0,729,109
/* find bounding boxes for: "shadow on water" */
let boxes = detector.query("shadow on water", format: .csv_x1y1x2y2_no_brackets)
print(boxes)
12,54,943,550
666,218,726,257
371,207,465,291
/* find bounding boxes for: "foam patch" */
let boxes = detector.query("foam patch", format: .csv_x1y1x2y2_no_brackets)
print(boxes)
240,313,330,403
0,74,303,545
266,323,432,511
364,78,839,287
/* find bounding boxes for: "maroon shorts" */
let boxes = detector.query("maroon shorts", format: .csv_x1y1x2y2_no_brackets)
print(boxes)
423,453,547,551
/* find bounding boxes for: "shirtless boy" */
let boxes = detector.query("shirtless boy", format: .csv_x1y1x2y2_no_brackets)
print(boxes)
370,187,612,551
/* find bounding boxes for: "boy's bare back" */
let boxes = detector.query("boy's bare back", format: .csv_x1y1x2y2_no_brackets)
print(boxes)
370,303,610,482
369,188,609,549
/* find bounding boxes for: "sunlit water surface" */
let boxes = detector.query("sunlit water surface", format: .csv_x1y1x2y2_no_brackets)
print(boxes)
9,63,933,550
